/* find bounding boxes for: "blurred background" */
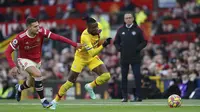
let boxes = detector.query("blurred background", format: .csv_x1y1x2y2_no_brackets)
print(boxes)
1,0,200,100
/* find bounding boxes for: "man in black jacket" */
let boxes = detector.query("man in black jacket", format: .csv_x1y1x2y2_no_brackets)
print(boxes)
114,12,147,102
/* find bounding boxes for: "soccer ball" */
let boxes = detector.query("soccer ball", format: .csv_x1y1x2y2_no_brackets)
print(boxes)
168,94,181,108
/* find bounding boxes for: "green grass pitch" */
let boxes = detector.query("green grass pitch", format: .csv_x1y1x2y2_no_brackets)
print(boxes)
0,99,200,112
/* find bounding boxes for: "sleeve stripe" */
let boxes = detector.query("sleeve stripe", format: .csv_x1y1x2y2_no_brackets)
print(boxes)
47,32,52,38
44,29,46,35
10,43,16,50
85,47,92,51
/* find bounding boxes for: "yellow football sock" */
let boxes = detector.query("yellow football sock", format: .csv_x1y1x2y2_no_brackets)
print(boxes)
89,80,97,88
89,72,111,88
55,80,74,102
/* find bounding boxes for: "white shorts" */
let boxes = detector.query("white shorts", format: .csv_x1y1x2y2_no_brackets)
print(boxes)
17,58,41,70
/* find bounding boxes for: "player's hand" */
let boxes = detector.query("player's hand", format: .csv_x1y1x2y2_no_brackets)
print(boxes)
75,43,83,50
8,67,20,78
103,37,112,47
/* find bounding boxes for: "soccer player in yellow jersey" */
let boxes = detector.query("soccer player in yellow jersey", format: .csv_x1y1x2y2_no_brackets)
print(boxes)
50,16,112,110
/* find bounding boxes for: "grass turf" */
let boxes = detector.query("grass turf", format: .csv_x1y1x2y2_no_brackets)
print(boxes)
0,99,199,112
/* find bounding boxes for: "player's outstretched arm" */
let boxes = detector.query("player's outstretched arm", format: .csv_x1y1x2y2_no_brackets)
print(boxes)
86,45,104,57
102,38,112,47
5,44,16,68
86,37,112,57
5,45,20,77
49,33,82,49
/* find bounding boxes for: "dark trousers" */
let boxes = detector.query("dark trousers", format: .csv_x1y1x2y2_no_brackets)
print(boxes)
121,62,142,99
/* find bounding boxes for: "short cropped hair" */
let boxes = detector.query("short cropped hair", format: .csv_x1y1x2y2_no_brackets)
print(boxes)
82,15,96,25
26,17,38,26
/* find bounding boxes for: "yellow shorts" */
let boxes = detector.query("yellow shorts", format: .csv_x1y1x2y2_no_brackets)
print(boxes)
71,56,104,73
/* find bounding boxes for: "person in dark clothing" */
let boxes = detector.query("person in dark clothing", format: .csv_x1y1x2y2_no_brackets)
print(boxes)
163,79,181,98
114,12,147,102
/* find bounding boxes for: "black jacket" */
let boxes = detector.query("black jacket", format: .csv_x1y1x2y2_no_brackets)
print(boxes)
114,24,147,64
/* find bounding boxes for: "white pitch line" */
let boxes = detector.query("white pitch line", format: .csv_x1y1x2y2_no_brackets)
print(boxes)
0,103,199,106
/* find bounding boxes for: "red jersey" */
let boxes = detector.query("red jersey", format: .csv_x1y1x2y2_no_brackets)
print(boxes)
5,27,77,68
10,27,48,63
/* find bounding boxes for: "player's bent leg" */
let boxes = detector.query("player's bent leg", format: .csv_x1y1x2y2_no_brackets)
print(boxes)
86,72,111,99
55,71,79,101
15,75,34,102
86,62,111,99
85,72,111,99
54,80,74,101
93,72,111,86
26,66,52,108
51,57,84,110
27,75,35,87
90,63,111,87
53,58,83,102
15,58,33,102
15,80,30,102
50,71,79,110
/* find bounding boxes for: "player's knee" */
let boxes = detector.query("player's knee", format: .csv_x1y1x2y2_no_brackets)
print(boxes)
33,72,43,81
102,72,111,82
32,71,42,78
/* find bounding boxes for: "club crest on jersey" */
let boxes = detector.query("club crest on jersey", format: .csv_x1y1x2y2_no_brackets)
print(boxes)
132,31,136,35
25,42,29,44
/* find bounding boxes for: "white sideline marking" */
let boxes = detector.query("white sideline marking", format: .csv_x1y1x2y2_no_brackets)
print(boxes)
0,103,199,106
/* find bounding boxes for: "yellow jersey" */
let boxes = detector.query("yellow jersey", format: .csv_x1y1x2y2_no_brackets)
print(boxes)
75,29,101,60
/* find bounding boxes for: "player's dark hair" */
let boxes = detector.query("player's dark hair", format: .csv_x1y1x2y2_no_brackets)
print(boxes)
26,17,38,26
82,15,96,25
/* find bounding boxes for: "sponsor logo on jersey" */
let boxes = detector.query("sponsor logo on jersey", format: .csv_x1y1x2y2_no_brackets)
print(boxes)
24,44,39,50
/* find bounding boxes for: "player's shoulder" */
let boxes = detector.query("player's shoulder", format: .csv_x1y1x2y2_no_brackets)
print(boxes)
17,30,27,39
81,29,89,39
39,26,49,33
38,27,51,36
38,26,45,33
82,29,89,35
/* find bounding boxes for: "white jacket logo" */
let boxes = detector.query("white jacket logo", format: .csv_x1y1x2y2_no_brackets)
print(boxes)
132,31,136,35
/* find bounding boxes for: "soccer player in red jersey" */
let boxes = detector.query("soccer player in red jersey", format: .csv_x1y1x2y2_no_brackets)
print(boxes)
5,17,82,108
